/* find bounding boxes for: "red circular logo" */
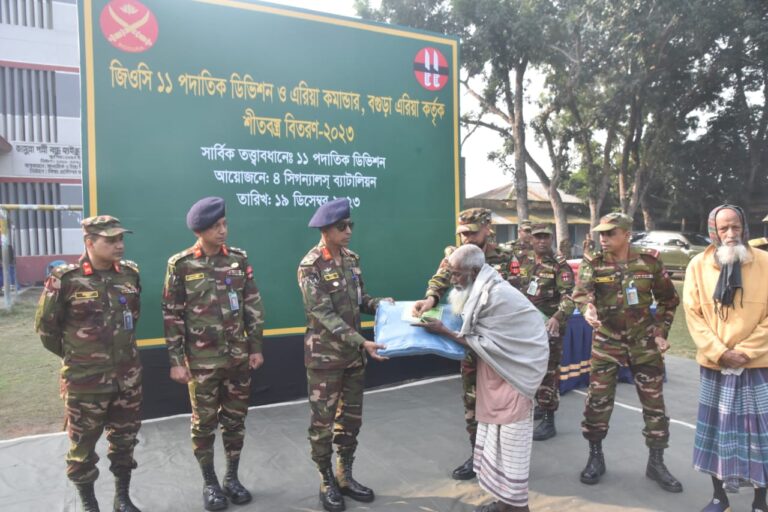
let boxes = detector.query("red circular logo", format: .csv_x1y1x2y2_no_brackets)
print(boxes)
413,47,449,91
99,0,158,53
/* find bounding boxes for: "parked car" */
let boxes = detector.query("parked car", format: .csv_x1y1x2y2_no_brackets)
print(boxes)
633,230,710,275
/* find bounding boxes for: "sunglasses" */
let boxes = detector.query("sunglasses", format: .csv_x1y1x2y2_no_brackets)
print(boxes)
333,220,354,231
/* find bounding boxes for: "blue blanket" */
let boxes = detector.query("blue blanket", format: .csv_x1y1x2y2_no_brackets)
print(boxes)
375,301,466,360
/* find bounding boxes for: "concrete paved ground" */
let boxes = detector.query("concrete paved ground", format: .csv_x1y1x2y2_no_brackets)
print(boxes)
0,355,757,511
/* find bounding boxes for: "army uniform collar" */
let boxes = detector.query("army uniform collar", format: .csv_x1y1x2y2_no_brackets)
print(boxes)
79,252,122,275
193,241,229,258
317,242,349,262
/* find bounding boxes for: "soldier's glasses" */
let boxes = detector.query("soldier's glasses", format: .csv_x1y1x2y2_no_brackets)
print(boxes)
333,221,354,231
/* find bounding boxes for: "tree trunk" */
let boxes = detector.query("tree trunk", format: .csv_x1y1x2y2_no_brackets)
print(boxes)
619,97,639,213
512,60,529,220
641,195,656,231
525,152,570,254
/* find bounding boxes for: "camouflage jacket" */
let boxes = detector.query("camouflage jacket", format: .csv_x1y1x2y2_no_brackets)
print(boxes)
518,251,575,321
162,243,264,370
35,254,142,393
298,243,379,370
508,238,533,260
572,246,679,340
425,242,516,301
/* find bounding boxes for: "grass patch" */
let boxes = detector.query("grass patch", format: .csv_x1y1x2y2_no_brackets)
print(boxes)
666,280,697,359
0,288,64,439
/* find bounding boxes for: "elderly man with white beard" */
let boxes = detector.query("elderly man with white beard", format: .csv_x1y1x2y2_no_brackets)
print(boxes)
684,204,768,512
420,244,549,512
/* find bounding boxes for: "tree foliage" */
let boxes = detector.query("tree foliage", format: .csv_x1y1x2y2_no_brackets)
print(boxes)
356,0,768,232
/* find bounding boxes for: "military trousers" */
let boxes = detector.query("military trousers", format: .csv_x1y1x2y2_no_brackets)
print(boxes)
64,384,142,484
582,330,669,449
306,364,365,469
536,333,563,412
461,349,478,443
188,362,251,466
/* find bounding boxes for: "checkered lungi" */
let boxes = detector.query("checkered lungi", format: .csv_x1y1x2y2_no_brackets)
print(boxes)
694,366,768,492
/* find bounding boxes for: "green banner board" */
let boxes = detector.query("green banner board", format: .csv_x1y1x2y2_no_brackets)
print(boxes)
79,0,460,347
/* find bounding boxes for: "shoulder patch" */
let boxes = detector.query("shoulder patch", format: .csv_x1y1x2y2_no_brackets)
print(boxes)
228,246,248,258
121,259,140,273
344,248,360,260
555,254,568,265
582,251,595,263
168,247,194,266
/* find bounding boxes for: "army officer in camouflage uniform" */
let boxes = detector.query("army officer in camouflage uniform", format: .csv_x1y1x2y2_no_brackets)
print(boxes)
36,216,143,512
517,223,575,441
298,198,390,512
572,212,683,493
411,207,518,481
508,218,534,259
162,197,264,511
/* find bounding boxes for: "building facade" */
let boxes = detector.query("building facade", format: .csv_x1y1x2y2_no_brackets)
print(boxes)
0,0,83,285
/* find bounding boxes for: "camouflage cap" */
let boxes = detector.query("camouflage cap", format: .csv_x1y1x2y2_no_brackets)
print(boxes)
456,207,492,234
593,212,632,232
518,219,533,232
530,223,553,236
81,215,132,236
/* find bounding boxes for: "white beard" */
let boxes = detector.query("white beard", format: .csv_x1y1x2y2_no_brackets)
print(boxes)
448,283,473,315
716,243,751,266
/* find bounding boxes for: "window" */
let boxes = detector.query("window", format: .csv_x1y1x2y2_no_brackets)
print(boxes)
0,0,54,29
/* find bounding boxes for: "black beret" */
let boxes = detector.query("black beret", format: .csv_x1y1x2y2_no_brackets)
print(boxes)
308,198,350,228
187,196,226,231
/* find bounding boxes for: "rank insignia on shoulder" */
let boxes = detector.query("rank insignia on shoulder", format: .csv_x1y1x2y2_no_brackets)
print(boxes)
229,246,247,257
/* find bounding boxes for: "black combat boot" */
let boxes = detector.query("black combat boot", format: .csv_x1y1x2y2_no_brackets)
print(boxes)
113,471,141,512
579,440,606,485
200,463,228,511
336,453,374,503
75,482,100,512
222,458,252,505
451,438,476,480
646,447,683,493
532,410,556,441
319,465,345,512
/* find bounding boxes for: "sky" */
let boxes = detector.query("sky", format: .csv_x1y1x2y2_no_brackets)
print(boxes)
266,0,533,198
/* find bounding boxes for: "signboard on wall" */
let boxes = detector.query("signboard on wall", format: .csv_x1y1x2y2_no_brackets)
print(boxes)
0,142,82,179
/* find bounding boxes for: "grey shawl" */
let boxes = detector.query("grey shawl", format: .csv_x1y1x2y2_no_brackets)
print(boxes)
459,264,549,399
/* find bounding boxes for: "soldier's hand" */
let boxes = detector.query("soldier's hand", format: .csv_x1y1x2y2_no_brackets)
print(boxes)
654,336,670,353
363,341,389,361
249,353,264,370
584,303,601,329
412,296,436,316
170,365,192,384
545,317,561,337
719,349,750,369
